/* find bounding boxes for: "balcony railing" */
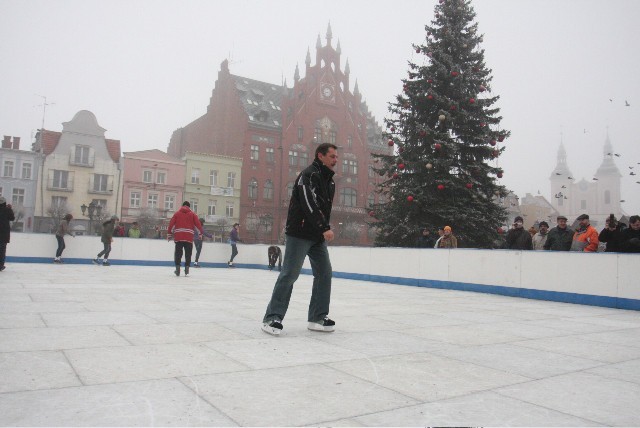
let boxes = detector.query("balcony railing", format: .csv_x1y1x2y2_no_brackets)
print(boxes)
46,178,74,192
68,154,95,167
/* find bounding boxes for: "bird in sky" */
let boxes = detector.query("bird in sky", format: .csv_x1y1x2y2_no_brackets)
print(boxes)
620,200,626,203
631,172,637,176
592,178,598,181
629,166,634,169
609,98,613,102
555,172,562,175
625,100,630,106
561,185,566,188
584,129,587,134
568,176,574,179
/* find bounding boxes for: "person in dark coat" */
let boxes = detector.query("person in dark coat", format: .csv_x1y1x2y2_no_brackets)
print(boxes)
506,216,533,250
415,228,435,248
0,196,16,271
543,215,573,251
598,214,626,252
267,245,283,271
619,215,640,253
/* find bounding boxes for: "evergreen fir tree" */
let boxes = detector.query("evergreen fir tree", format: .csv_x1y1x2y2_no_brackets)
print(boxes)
370,0,509,249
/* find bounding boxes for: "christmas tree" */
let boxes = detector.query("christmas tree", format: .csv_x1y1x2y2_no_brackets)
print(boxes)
370,0,509,249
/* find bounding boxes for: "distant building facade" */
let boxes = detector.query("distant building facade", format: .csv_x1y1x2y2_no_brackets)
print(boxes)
519,193,558,229
0,136,43,232
167,25,390,245
33,110,122,235
121,149,185,237
550,135,622,227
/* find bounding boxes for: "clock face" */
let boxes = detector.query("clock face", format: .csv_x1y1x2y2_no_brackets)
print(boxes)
321,84,334,100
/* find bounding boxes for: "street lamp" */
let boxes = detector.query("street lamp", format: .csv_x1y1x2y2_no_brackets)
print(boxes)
81,202,102,235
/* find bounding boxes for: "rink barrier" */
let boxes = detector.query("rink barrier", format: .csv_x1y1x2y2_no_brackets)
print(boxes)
5,233,639,311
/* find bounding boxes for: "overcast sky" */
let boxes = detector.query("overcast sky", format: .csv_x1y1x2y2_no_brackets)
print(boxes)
2,0,639,215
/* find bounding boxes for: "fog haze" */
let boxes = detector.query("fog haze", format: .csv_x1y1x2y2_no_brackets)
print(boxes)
1,0,639,215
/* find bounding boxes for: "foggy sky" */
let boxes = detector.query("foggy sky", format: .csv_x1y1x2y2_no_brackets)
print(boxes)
1,0,639,215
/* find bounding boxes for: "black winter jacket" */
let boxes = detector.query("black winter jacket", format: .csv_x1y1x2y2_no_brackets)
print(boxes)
285,159,335,242
0,203,15,244
543,226,573,251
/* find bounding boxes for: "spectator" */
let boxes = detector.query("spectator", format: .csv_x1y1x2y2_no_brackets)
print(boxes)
532,221,549,250
114,222,125,237
0,196,15,272
128,222,141,238
415,228,435,248
618,215,640,253
543,215,573,251
437,226,457,248
570,214,599,252
506,216,533,250
598,214,626,252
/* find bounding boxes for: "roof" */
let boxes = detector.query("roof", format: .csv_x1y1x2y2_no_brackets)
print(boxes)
231,74,283,129
123,149,182,163
39,129,120,163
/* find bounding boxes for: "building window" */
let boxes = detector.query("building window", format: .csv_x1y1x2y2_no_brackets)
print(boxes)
190,199,198,214
22,163,32,179
329,131,337,145
604,190,611,204
208,201,216,216
164,195,175,211
297,126,304,142
263,179,273,200
52,196,67,208
347,136,353,149
148,194,158,208
143,170,152,183
342,160,349,174
250,145,259,161
3,161,14,177
246,212,258,231
265,148,275,163
12,188,25,205
226,202,234,218
52,170,69,189
340,188,358,207
349,160,358,175
191,168,200,184
210,170,218,186
300,152,308,167
227,172,236,188
130,191,141,208
314,127,322,143
248,178,258,199
74,146,90,165
156,172,166,184
368,164,375,178
289,151,298,166
93,174,108,192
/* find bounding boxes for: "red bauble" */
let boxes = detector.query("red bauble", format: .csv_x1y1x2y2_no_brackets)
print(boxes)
427,79,433,84
451,71,459,77
469,98,475,104
416,48,420,54
450,105,456,111
497,227,504,234
490,139,497,146
498,134,505,142
435,13,440,18
466,183,473,189
472,66,480,72
390,126,395,132
437,184,445,190
419,130,427,137
480,122,486,127
434,143,442,150
369,211,375,217
497,172,503,178
392,172,399,179
479,85,486,92
427,94,434,100
388,139,394,146
407,195,414,202
398,163,405,170
398,147,404,153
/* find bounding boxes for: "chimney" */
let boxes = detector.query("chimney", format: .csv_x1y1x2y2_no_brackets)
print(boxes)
12,137,20,150
2,136,11,149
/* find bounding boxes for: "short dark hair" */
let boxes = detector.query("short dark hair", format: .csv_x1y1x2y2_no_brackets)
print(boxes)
182,201,190,207
630,215,640,224
315,143,337,160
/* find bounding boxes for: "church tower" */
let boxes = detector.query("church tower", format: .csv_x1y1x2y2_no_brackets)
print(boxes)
593,133,622,218
549,138,573,215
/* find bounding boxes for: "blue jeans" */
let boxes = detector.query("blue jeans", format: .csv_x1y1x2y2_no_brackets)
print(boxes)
55,235,65,257
229,243,238,262
263,235,332,323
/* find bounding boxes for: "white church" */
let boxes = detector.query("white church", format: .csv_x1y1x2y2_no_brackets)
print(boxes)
549,135,624,227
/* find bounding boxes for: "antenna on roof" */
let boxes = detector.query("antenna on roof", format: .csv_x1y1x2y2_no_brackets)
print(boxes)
34,94,55,131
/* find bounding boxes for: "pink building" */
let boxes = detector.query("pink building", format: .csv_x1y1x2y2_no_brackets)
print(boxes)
121,149,185,236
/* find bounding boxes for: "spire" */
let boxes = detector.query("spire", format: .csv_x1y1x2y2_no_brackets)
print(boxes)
326,22,333,45
336,39,341,55
294,63,300,82
595,133,622,177
345,58,350,75
550,137,573,179
305,48,311,66
354,79,360,96
316,33,322,49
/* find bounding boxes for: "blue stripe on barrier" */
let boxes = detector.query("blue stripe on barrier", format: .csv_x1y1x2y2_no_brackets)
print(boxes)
6,257,639,311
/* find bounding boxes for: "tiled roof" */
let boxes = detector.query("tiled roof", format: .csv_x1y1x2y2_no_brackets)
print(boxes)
105,139,121,163
41,130,62,155
123,149,182,163
231,75,284,129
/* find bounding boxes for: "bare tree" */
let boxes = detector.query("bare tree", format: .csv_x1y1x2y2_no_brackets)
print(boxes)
137,207,161,238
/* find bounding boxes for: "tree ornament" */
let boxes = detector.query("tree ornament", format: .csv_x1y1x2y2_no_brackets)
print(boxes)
388,139,394,146
479,85,486,92
434,143,442,150
426,163,433,169
469,98,475,104
492,150,499,158
427,94,434,100
498,134,505,142
466,183,473,189
427,79,433,84
490,139,496,146
462,43,468,48
472,66,480,72
369,211,375,217
451,71,459,77
416,48,421,54
437,184,445,190
427,52,433,58
407,195,414,202
419,130,427,137
450,105,456,111
393,172,399,179
435,13,440,18
398,147,404,153
497,171,503,178
438,114,446,122
480,122,486,127
497,227,504,234
398,163,405,170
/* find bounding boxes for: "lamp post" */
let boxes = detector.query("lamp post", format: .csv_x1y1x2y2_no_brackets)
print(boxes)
81,202,102,235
